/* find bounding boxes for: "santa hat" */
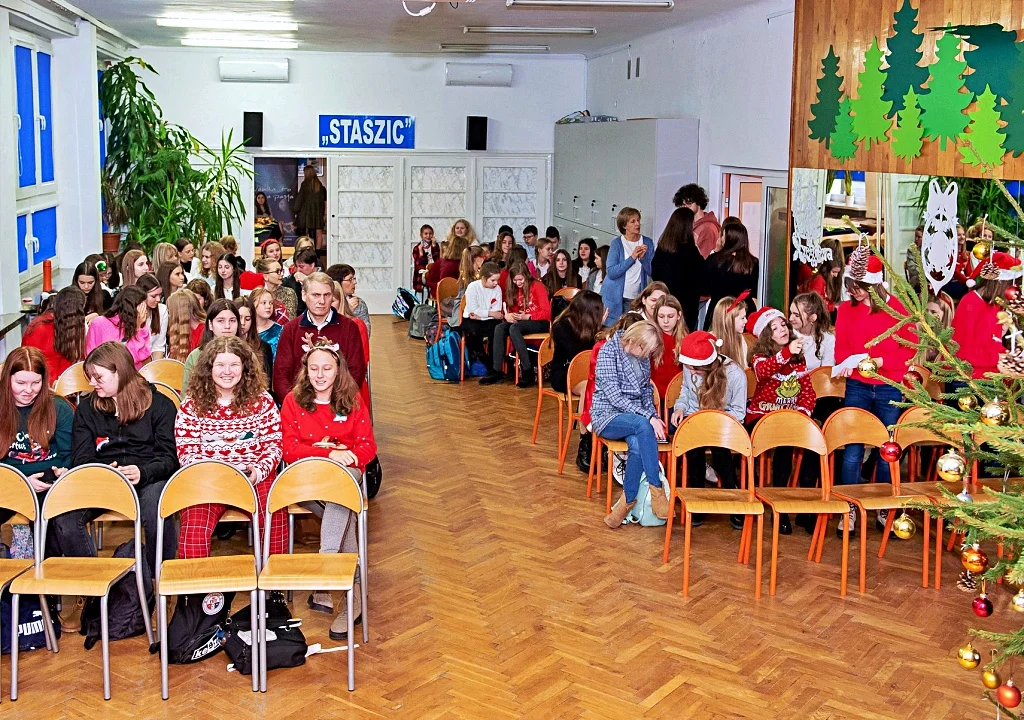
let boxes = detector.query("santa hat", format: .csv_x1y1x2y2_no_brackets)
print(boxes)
844,244,884,285
745,306,784,338
966,251,1022,288
678,330,723,366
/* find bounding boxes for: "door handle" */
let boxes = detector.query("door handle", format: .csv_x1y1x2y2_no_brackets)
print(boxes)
38,115,46,131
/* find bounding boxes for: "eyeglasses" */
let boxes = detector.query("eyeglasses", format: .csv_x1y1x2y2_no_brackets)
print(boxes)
264,268,283,275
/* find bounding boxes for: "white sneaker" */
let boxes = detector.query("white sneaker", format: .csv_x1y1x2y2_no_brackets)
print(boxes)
705,463,719,487
836,504,856,537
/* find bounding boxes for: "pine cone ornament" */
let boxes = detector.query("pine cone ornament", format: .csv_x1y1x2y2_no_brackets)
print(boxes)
998,352,1024,378
957,570,978,593
847,244,870,281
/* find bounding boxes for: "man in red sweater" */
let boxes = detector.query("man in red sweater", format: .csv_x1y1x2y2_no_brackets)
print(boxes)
273,272,366,403
674,183,721,259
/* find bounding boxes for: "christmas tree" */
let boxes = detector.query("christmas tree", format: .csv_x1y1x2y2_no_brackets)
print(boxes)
946,23,1020,102
882,0,930,117
1001,50,1024,157
920,25,974,151
891,87,924,161
809,46,844,148
959,85,1008,167
829,97,858,162
851,38,894,149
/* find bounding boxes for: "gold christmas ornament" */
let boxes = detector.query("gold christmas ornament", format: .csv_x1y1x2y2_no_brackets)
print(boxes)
893,512,916,540
973,241,990,260
980,400,1010,427
857,357,878,377
958,642,982,669
957,395,979,411
983,668,1003,690
936,449,967,483
1012,589,1024,613
961,545,989,574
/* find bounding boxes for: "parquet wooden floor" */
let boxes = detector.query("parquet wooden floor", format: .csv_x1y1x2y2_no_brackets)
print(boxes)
0,318,1009,718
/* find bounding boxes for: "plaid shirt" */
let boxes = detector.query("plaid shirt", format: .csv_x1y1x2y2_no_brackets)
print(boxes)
590,331,657,436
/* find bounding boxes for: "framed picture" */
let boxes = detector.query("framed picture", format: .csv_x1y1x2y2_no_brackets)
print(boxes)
297,157,326,177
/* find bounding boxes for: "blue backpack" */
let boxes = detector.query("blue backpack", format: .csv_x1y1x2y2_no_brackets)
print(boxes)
426,328,466,382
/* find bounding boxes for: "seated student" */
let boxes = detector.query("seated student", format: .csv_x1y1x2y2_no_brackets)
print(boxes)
157,260,187,301
23,286,86,380
165,288,206,361
250,287,284,360
711,294,751,369
480,261,553,387
425,236,470,299
283,248,319,316
544,249,582,318
175,238,195,280
587,245,608,293
572,238,598,288
182,298,241,389
120,249,151,288
197,241,226,289
591,321,667,529
549,289,604,394
85,286,152,370
284,236,315,276
651,295,686,399
137,273,168,360
233,296,275,393
789,292,836,370
494,231,516,268
186,277,214,311
546,225,562,253
460,261,503,367
326,264,371,334
176,336,284,559
256,257,297,322
280,338,376,639
528,238,554,279
54,342,179,572
670,330,748,529
74,260,111,319
631,281,670,323
498,246,531,290
214,253,244,301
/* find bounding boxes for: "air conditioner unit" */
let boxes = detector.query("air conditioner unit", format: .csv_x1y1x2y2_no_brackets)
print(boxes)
444,62,513,87
218,57,290,83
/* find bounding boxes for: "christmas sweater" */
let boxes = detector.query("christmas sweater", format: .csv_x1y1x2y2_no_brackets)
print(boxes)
506,281,551,322
746,346,816,423
2,399,74,478
951,290,1002,379
174,392,282,485
280,393,376,471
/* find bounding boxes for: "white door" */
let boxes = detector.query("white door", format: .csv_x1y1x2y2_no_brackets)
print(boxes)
474,156,549,246
760,177,790,308
404,156,473,289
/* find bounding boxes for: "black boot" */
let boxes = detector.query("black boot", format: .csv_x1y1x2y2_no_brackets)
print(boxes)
778,513,792,535
517,367,536,388
575,433,592,473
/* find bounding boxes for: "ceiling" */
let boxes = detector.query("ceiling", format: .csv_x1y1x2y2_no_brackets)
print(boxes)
71,0,765,56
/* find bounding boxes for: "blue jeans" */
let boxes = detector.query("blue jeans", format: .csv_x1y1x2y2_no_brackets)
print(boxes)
841,378,903,485
600,413,662,503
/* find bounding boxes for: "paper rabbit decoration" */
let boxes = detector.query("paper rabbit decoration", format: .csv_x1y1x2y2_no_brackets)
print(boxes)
921,179,959,295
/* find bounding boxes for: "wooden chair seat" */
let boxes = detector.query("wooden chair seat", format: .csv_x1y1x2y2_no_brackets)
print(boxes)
0,558,33,587
221,508,251,522
11,557,134,597
94,510,130,523
677,488,764,516
258,553,357,592
157,556,257,595
897,481,957,502
289,505,313,515
830,484,903,511
523,333,549,341
755,487,848,515
599,438,627,452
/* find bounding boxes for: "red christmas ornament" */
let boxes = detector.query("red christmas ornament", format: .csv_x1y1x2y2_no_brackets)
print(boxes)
880,441,903,463
1006,285,1020,301
972,592,993,617
904,369,923,388
997,680,1022,708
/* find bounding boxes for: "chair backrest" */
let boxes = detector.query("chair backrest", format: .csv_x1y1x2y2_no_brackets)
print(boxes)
158,461,257,519
664,371,684,421
437,277,459,306
892,406,953,448
745,368,757,400
141,359,186,392
152,381,182,409
267,458,362,516
0,465,39,524
810,367,846,399
554,287,580,300
538,335,555,369
566,350,591,398
650,381,661,413
53,362,90,397
750,410,831,495
672,409,751,457
43,464,138,521
457,294,467,323
822,406,889,456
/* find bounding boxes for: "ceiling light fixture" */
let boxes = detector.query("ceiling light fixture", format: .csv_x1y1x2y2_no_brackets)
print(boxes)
506,0,672,7
181,36,298,49
464,26,596,35
158,17,298,31
440,43,550,53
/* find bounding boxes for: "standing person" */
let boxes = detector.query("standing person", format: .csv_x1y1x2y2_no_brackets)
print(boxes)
480,262,553,387
251,287,284,360
573,238,598,287
522,225,539,263
590,321,668,528
651,295,686,399
652,207,706,331
528,238,555,279
459,262,503,367
445,218,478,248
233,296,275,390
701,223,759,329
425,236,470,298
953,252,1022,382
120,249,150,288
23,287,86,379
175,336,285,559
165,289,205,362
710,295,751,369
85,286,152,369
54,342,179,573
256,257,298,322
280,338,375,637
214,253,243,301
587,245,609,293
789,292,836,370
412,224,440,297
73,260,110,318
182,299,241,389
175,238,195,279
198,241,226,288
273,272,367,404
137,274,168,360
674,183,721,259
294,164,327,261
157,261,186,300
905,225,925,292
600,207,654,327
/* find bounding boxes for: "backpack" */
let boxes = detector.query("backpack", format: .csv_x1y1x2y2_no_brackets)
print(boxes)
80,540,154,650
408,304,434,340
426,328,465,382
424,314,440,346
157,591,235,664
1,591,61,654
625,465,669,527
223,593,306,676
366,456,382,499
391,288,417,320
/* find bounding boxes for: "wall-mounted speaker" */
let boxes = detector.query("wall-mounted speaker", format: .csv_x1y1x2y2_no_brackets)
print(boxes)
467,116,487,152
243,112,264,148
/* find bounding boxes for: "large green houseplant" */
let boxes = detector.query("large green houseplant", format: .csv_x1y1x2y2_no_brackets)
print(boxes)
99,57,251,253
914,175,1024,233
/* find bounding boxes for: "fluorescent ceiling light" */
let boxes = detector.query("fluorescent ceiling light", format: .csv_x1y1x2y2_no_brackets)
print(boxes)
158,16,298,31
507,0,672,7
464,26,596,36
440,44,549,53
182,36,298,49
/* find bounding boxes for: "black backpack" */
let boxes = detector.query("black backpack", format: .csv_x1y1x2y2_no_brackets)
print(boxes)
223,593,306,675
1,591,61,654
366,456,382,499
152,591,235,664
80,540,153,650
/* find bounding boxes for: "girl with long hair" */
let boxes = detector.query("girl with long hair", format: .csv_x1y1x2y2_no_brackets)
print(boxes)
630,281,670,322
789,292,835,370
151,243,179,277
186,277,214,311
233,296,274,389
412,224,439,295
652,207,706,331
137,273,168,359
587,245,609,293
494,232,516,269
175,238,195,278
73,260,109,318
543,249,581,298
710,295,751,369
181,298,240,390
176,336,283,560
23,286,86,379
250,287,284,360
53,341,179,571
97,251,120,294
480,261,556,388
294,164,327,244
651,295,686,398
804,238,845,315
215,253,243,301
157,260,187,300
198,240,226,285
952,253,1019,382
120,249,150,288
458,246,488,292
165,289,205,362
701,223,759,329
529,238,554,279
85,285,151,369
425,236,471,298
445,218,478,247
572,238,598,287
281,338,376,635
255,191,274,219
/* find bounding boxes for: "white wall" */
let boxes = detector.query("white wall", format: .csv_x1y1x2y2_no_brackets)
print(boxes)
586,0,794,193
137,48,587,153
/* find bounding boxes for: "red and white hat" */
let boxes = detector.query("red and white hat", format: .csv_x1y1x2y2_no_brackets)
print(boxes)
745,306,784,338
678,330,723,366
966,251,1023,288
844,244,884,285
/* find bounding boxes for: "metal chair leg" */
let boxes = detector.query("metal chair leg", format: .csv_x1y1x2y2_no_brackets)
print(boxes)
39,596,58,653
134,573,154,645
10,594,19,700
251,590,259,693
98,523,104,551
259,590,267,692
101,594,111,700
347,589,355,691
159,595,169,700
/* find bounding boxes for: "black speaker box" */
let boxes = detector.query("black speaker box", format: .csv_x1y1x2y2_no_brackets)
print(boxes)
466,116,487,151
243,112,264,148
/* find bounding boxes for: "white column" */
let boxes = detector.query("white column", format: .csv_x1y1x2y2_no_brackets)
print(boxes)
0,10,25,317
52,21,102,272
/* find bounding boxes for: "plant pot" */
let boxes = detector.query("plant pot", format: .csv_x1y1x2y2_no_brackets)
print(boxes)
845,194,856,205
102,232,122,253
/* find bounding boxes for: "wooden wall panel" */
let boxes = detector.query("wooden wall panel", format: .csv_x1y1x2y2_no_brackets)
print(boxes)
790,0,1024,179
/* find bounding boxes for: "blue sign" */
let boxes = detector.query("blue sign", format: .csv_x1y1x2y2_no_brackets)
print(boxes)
319,115,415,149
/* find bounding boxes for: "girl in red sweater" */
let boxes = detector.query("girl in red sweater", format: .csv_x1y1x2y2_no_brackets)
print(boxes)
651,295,686,398
281,338,375,635
952,252,1021,380
480,261,552,386
23,287,87,381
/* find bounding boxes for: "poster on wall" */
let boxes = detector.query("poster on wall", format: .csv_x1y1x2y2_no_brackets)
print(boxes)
253,157,299,247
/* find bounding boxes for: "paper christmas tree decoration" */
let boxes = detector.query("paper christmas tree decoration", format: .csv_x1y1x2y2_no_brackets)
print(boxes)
851,38,894,149
892,88,925,161
829,97,859,162
946,23,1020,102
882,0,930,117
958,85,1007,167
808,46,844,148
920,25,973,151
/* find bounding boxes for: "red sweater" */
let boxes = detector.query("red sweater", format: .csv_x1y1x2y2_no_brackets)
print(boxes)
806,274,836,313
280,393,376,471
746,347,816,422
189,323,204,352
835,295,916,385
952,290,1002,379
22,315,75,379
426,259,460,298
272,310,366,404
506,281,551,322
651,333,680,398
580,338,607,429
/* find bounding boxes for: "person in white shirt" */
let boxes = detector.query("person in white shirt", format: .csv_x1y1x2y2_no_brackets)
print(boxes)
788,292,836,371
461,261,504,365
531,238,554,278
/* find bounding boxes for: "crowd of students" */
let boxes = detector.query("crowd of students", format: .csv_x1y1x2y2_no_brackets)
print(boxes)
11,237,375,638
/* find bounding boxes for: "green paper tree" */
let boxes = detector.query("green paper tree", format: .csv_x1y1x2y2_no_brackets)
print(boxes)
808,46,844,148
882,0,930,117
892,87,925,161
920,26,974,151
851,38,893,149
959,85,1007,167
829,97,858,162
946,23,1020,101
1001,47,1024,157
